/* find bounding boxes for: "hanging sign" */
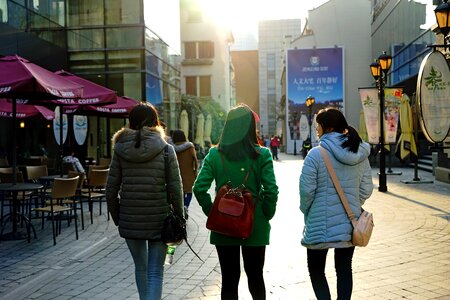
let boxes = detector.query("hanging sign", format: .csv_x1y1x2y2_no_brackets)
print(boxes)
384,88,402,144
359,88,380,144
359,87,402,144
417,51,450,143
73,115,88,145
53,106,68,145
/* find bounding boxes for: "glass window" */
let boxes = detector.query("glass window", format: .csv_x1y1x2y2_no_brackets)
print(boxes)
69,51,106,73
198,41,214,59
106,27,143,48
107,50,143,71
29,0,65,26
7,2,26,29
123,72,143,100
0,1,7,23
267,53,275,70
199,76,211,97
185,76,197,96
105,0,141,25
185,42,196,59
67,0,104,26
68,29,104,50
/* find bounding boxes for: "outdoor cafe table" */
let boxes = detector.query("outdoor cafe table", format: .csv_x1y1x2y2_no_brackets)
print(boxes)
39,174,67,192
0,182,43,240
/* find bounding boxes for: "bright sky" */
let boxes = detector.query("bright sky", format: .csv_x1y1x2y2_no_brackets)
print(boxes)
199,0,328,33
145,0,437,54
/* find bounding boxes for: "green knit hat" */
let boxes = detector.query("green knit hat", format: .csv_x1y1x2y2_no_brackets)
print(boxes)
219,104,254,146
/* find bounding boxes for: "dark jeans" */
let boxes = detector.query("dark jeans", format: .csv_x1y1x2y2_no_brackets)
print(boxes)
270,146,278,159
216,245,266,300
307,247,355,300
184,192,193,207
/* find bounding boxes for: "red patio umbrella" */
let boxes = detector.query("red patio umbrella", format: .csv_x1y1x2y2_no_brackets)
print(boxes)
0,55,83,183
0,55,84,100
63,96,139,117
63,96,140,161
52,70,117,106
0,100,54,120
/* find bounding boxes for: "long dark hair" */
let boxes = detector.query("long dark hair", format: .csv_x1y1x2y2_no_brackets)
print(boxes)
128,103,160,148
218,103,259,160
316,107,361,153
172,129,188,143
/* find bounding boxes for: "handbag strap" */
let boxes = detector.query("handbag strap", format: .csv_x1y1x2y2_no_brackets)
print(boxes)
319,147,357,225
219,151,255,187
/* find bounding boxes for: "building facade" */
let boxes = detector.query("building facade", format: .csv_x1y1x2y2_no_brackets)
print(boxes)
258,19,302,137
286,0,372,131
230,50,259,124
0,0,180,163
179,0,235,113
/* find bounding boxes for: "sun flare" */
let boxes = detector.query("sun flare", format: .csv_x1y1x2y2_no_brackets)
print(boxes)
198,0,327,33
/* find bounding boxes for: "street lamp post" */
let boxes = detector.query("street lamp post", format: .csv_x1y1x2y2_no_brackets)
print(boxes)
306,95,315,141
293,111,297,155
370,52,392,192
435,0,450,46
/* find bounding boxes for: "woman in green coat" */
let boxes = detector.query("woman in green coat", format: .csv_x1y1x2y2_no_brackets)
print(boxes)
193,103,279,300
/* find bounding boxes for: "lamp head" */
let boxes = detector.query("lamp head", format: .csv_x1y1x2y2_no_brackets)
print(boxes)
306,95,315,107
378,52,392,73
435,0,450,37
370,60,381,80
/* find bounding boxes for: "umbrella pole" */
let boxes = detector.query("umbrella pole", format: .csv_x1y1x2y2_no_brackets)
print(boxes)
59,105,64,177
96,116,100,164
12,99,17,184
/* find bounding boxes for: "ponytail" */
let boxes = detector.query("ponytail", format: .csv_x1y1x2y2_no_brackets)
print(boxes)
341,125,362,153
135,129,142,148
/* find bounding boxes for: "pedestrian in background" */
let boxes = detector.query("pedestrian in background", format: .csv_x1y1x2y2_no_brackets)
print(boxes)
299,107,373,300
171,129,198,219
63,147,85,174
193,103,279,300
270,135,280,160
106,103,184,300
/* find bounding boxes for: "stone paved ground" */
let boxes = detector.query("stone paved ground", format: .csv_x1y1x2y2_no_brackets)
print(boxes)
0,152,449,299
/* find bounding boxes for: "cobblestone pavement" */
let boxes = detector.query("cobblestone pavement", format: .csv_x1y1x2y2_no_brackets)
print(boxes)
0,152,449,299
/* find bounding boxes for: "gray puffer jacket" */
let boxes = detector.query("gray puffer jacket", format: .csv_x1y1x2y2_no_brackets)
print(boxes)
106,126,183,240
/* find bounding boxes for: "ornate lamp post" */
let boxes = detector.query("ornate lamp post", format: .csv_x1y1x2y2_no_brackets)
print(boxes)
435,0,450,45
370,52,392,192
305,95,315,141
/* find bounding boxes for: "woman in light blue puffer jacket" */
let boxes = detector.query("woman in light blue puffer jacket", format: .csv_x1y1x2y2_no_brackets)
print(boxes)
300,107,373,300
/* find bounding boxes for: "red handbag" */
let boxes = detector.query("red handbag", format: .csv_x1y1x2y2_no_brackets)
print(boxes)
206,155,256,239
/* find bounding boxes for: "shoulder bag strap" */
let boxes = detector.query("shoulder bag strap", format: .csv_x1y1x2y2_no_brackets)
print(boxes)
319,147,357,225
163,145,170,205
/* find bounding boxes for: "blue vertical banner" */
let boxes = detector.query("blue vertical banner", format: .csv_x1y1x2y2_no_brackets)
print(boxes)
285,47,344,154
146,54,163,107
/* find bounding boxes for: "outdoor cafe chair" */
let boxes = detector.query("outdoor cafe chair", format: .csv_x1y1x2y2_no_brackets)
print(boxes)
25,165,48,209
31,176,79,245
82,169,109,224
67,171,86,230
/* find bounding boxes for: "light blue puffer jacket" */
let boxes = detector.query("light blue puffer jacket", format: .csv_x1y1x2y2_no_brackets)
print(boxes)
299,132,373,248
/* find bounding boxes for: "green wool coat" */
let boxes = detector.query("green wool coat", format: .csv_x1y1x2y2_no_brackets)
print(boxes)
193,146,279,246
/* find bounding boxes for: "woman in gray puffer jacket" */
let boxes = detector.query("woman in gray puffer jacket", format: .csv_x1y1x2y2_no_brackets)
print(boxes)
300,107,373,300
106,103,183,300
